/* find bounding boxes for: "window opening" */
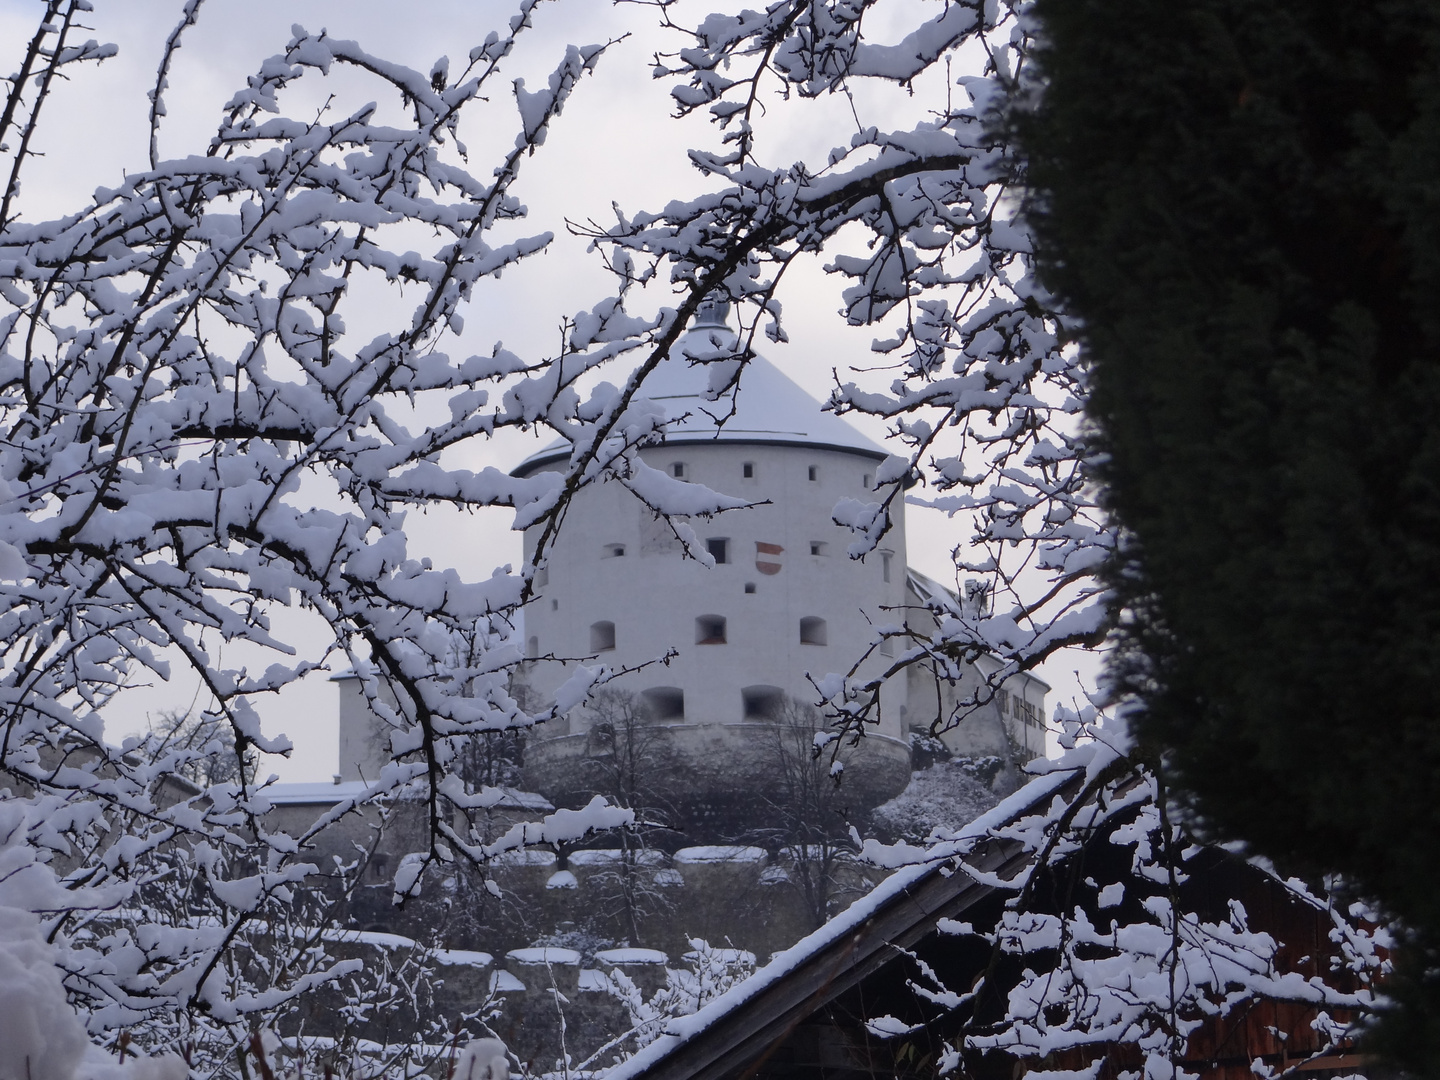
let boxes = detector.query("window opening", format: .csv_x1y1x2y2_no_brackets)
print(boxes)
799,616,827,646
744,582,756,594
603,543,626,558
742,685,784,720
706,537,729,564
526,636,539,659
742,462,754,479
881,551,893,583
862,472,872,489
997,689,1010,714
807,465,818,482
550,599,559,611
695,614,727,644
671,462,686,479
640,687,685,721
589,621,616,653
809,541,827,557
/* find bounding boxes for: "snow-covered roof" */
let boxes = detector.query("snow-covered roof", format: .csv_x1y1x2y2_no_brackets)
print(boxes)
595,948,669,966
263,780,371,805
672,845,767,864
259,781,553,810
598,764,1081,1080
905,567,963,615
320,929,493,968
905,568,1052,693
506,946,582,966
513,312,887,476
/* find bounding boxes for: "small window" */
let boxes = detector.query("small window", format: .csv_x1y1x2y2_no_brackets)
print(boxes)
589,621,616,653
527,636,539,659
997,689,1010,714
744,582,756,594
671,462,686,479
742,462,754,479
862,473,872,489
799,616,827,646
641,686,685,721
603,543,626,558
696,614,727,644
807,465,818,482
881,551,893,583
809,541,827,557
706,538,729,564
742,685,784,720
550,599,559,611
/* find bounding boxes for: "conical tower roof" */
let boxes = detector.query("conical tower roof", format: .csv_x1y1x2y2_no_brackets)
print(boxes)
513,304,885,476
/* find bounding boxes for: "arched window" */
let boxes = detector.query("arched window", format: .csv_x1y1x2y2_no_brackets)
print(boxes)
526,635,539,659
800,616,828,646
695,614,727,644
590,621,616,652
742,685,784,720
640,687,685,721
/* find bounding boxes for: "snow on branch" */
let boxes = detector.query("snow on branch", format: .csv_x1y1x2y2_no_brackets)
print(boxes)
0,1,651,1065
580,0,1110,748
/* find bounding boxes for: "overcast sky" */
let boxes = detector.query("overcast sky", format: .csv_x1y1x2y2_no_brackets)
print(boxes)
2,0,1089,779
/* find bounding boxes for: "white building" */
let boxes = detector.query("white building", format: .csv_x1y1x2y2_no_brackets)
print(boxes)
501,301,1046,826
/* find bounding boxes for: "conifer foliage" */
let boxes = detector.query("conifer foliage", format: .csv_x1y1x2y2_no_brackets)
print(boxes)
1012,0,1440,1061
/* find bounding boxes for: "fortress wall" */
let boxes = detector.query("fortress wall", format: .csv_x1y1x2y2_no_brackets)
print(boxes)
518,442,907,738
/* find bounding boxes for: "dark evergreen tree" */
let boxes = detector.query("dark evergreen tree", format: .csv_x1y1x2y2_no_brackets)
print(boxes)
1012,0,1440,1063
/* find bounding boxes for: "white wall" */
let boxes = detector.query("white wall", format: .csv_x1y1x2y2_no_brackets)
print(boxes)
517,441,907,737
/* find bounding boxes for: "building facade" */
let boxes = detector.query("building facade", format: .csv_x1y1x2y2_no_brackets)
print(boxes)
503,302,1045,832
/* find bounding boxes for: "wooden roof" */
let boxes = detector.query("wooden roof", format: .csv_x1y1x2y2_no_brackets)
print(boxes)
602,767,1082,1080
601,751,1372,1080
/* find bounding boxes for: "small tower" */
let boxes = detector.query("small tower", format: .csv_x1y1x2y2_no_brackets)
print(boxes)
510,305,913,835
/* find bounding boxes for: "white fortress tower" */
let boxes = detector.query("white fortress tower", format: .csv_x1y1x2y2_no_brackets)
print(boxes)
506,301,1045,835
334,303,1047,828
512,303,912,826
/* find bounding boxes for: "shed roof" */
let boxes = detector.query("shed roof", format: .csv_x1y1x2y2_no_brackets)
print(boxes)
600,765,1080,1080
597,749,1366,1080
